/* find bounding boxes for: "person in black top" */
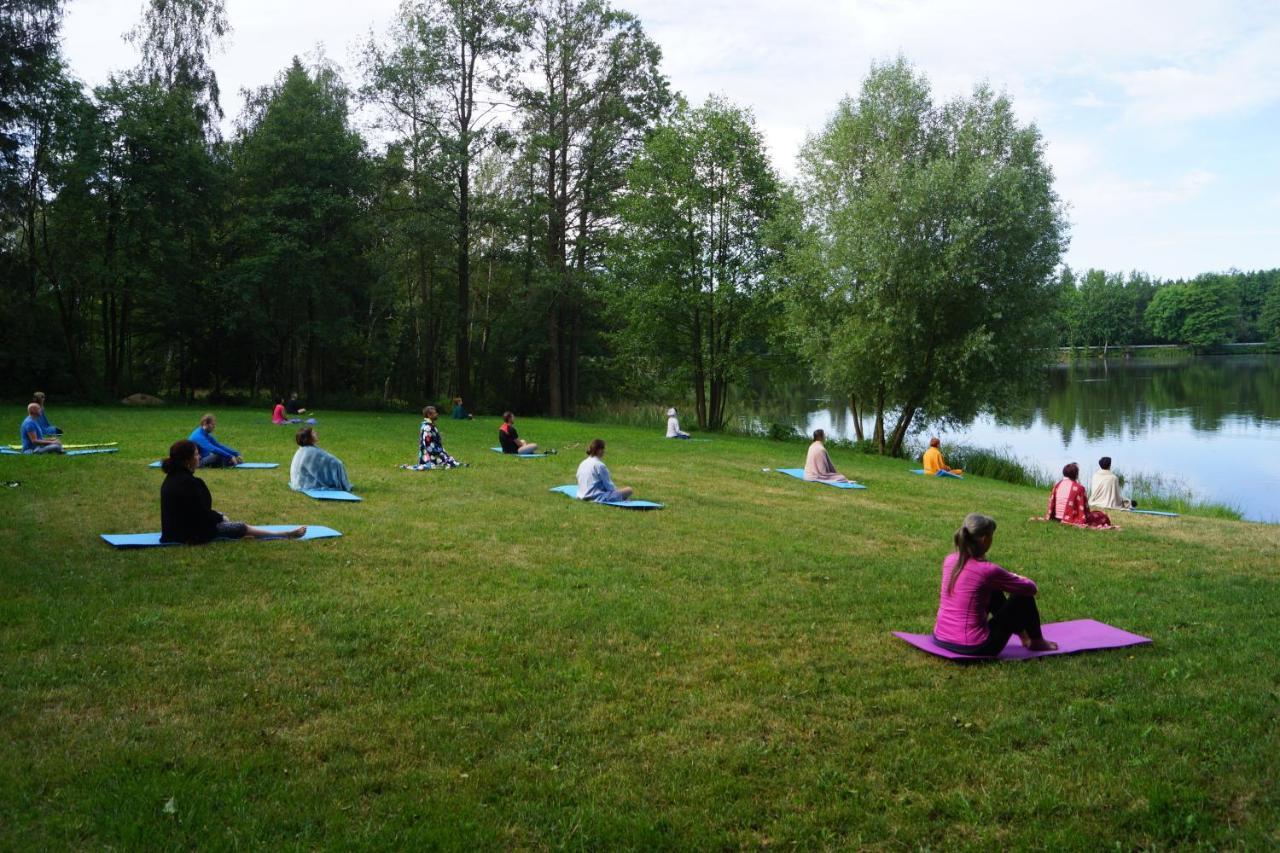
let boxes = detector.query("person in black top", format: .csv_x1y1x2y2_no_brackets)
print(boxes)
159,439,305,544
499,411,550,455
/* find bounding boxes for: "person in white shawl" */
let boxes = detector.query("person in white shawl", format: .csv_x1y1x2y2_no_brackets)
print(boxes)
289,426,353,492
1087,456,1133,510
803,429,852,483
666,407,690,439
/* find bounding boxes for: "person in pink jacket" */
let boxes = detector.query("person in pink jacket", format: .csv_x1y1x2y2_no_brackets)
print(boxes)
932,513,1057,655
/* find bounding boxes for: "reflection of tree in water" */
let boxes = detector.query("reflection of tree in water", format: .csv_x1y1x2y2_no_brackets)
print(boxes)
1004,357,1280,438
735,356,1280,440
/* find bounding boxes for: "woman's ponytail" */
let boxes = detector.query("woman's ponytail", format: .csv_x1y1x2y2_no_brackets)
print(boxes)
947,513,997,594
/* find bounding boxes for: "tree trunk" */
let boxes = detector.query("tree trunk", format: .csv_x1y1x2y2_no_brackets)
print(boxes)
873,385,886,454
887,403,918,458
849,393,865,441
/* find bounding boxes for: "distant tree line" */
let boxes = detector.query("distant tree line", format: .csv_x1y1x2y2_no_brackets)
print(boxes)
1057,267,1280,353
1,0,1272,445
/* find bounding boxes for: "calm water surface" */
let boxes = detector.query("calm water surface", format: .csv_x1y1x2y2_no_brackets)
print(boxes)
746,356,1280,523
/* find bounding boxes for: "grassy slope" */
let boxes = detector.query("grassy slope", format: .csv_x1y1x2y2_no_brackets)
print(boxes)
1,407,1277,849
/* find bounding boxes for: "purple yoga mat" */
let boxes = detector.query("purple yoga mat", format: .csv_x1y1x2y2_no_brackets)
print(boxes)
893,619,1151,661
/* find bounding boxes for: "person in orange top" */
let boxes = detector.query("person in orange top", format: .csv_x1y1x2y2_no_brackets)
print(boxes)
923,437,962,476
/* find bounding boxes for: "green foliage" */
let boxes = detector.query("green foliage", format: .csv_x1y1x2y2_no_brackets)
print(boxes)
611,96,782,430
226,58,372,399
788,58,1066,455
1145,275,1240,349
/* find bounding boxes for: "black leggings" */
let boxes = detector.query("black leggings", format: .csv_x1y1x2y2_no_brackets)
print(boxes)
935,592,1045,656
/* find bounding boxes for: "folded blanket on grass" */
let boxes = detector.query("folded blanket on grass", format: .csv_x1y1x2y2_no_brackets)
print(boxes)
775,468,866,489
101,525,341,548
894,619,1151,661
549,484,663,510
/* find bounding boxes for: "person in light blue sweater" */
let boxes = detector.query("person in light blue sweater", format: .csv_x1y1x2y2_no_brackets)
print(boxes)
188,413,242,467
575,438,633,503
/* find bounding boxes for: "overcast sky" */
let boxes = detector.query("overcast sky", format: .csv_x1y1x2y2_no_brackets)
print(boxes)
61,0,1280,279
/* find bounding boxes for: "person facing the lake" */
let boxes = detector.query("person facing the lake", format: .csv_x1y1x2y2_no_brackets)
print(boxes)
420,406,462,468
1087,457,1134,511
576,438,633,503
160,439,305,544
289,427,353,493
32,392,61,435
922,437,962,476
20,402,63,454
188,414,242,467
804,429,852,483
666,407,691,439
1048,462,1114,529
451,397,473,420
499,412,545,455
932,513,1057,655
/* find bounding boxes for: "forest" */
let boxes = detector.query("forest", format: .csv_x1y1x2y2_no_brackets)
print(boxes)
3,0,1278,440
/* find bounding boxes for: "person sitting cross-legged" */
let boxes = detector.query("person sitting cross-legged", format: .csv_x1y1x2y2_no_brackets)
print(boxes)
20,402,63,454
803,429,851,483
923,437,962,476
932,513,1057,656
289,427,353,492
160,439,304,544
499,411,552,455
1087,456,1134,510
419,406,462,468
33,392,61,435
576,438,633,503
665,407,691,439
1048,462,1114,528
188,413,242,468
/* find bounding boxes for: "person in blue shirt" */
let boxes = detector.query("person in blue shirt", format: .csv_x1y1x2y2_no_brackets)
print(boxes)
20,403,63,454
188,413,243,467
32,392,61,435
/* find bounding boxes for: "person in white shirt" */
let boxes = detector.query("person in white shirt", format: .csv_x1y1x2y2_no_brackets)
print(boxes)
576,438,634,502
1087,456,1134,510
666,407,690,439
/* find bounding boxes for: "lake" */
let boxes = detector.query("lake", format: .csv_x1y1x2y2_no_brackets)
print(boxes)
742,356,1280,523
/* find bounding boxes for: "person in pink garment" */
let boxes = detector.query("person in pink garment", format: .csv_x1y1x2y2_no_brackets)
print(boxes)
931,513,1057,656
803,429,852,483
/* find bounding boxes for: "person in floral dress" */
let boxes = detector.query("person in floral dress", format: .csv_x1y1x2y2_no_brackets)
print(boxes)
419,405,462,468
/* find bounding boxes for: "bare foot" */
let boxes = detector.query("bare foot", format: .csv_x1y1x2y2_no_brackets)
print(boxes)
1025,638,1058,652
286,526,307,539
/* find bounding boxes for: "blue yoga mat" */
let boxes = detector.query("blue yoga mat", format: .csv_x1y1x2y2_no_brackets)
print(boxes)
101,525,342,548
148,461,278,469
489,447,548,458
549,484,664,510
301,489,361,502
909,468,964,479
1125,508,1180,518
775,468,867,489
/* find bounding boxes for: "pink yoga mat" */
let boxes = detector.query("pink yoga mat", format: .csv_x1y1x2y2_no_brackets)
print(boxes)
893,619,1151,661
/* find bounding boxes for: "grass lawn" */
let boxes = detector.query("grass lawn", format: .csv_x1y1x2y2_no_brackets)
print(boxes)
2,406,1278,849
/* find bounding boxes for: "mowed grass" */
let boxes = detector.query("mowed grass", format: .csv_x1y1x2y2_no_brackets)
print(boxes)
1,406,1278,849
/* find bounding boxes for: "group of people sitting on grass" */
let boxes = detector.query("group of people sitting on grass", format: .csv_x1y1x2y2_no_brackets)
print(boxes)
271,395,309,425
